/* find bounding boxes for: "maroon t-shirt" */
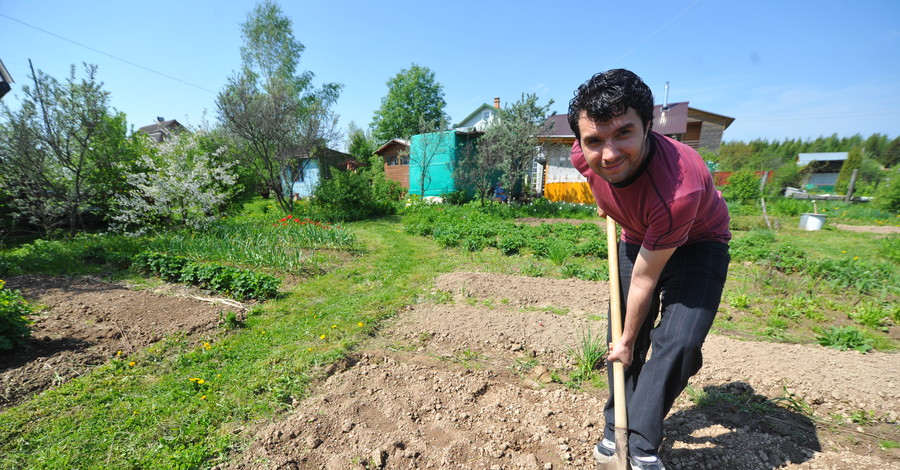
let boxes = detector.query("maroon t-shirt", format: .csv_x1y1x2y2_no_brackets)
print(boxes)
571,132,731,250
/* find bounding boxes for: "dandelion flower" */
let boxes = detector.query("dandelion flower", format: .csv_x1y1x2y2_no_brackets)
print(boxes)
320,334,326,339
841,250,847,253
128,361,136,367
307,347,313,352
358,322,364,327
116,350,123,356
853,256,859,260
201,395,207,400
198,379,205,385
331,325,337,329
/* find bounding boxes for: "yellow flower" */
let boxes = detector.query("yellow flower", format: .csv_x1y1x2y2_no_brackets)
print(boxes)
307,347,313,352
853,256,859,260
128,361,136,367
203,342,211,350
116,350,123,356
841,250,847,253
357,322,364,327
319,334,326,339
331,325,337,329
201,395,207,400
197,379,205,385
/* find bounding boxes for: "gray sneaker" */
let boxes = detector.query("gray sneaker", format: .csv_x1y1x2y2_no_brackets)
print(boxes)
630,454,666,470
592,438,616,464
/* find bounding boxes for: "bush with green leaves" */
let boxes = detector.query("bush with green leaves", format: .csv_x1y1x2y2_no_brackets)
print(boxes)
0,279,32,351
310,167,398,222
133,252,280,300
874,168,900,212
722,171,761,205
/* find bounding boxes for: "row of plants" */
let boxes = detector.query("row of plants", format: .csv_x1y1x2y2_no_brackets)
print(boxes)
148,215,360,275
132,252,281,300
729,229,900,296
402,202,607,258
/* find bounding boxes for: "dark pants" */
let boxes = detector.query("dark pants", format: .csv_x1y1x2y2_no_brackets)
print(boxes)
604,241,730,457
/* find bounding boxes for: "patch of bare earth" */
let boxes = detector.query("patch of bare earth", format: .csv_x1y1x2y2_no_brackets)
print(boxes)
0,274,239,409
225,272,899,470
832,223,900,234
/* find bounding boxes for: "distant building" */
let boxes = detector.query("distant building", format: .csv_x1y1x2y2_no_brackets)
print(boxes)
374,138,411,190
453,97,501,132
0,58,13,100
797,152,848,192
652,102,734,153
138,117,188,142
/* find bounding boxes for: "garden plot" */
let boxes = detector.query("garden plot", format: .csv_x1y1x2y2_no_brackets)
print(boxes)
225,272,899,470
0,274,238,409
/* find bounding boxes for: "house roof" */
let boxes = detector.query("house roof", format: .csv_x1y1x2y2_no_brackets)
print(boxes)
138,119,186,135
797,152,848,165
653,102,689,135
374,138,410,156
453,103,498,129
540,114,574,137
687,106,735,129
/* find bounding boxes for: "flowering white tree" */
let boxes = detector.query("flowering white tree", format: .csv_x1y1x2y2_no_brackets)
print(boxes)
111,130,237,235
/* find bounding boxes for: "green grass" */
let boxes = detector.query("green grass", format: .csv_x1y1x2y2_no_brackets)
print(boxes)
1,199,898,468
0,218,461,469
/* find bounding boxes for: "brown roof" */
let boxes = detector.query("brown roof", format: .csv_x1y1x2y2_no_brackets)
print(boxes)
138,119,186,135
652,102,689,135
541,114,574,137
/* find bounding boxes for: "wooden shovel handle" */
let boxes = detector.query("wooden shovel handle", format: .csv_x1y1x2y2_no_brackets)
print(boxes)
606,217,629,468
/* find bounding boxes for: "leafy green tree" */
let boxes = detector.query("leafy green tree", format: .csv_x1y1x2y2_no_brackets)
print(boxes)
0,62,132,235
477,93,554,198
370,64,448,142
217,0,341,214
452,137,498,205
346,122,376,161
835,146,864,194
881,138,900,168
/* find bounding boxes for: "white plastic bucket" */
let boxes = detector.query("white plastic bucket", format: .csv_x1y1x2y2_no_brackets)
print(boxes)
798,213,826,231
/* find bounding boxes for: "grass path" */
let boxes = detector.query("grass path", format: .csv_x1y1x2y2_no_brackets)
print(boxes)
0,218,459,470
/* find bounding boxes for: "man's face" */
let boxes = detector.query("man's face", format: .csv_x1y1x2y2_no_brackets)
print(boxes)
578,108,649,184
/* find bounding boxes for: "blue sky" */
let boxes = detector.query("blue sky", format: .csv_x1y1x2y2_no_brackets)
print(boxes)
2,0,899,148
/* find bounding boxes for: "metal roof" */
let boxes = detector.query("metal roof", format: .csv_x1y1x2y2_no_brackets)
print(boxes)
652,102,689,135
797,152,848,165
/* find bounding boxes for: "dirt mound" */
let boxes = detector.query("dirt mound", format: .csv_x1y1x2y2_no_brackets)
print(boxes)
225,272,899,470
0,275,238,408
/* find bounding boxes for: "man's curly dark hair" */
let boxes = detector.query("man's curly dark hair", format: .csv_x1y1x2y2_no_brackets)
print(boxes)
567,69,655,140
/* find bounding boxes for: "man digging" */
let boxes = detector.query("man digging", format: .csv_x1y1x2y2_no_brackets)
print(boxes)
568,69,731,469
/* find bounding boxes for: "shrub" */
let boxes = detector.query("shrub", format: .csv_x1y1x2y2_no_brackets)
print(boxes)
875,168,900,213
722,171,761,205
0,279,32,351
311,168,397,222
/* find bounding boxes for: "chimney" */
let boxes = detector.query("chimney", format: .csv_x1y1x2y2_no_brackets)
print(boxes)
662,82,670,111
493,97,500,109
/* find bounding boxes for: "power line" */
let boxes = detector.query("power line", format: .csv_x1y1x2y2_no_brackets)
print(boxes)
0,13,217,94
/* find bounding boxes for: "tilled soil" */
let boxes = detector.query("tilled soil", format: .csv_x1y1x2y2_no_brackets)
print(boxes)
0,274,239,409
225,272,899,470
2,272,898,469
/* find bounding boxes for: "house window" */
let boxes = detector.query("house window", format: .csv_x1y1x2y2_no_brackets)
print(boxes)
400,154,409,165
